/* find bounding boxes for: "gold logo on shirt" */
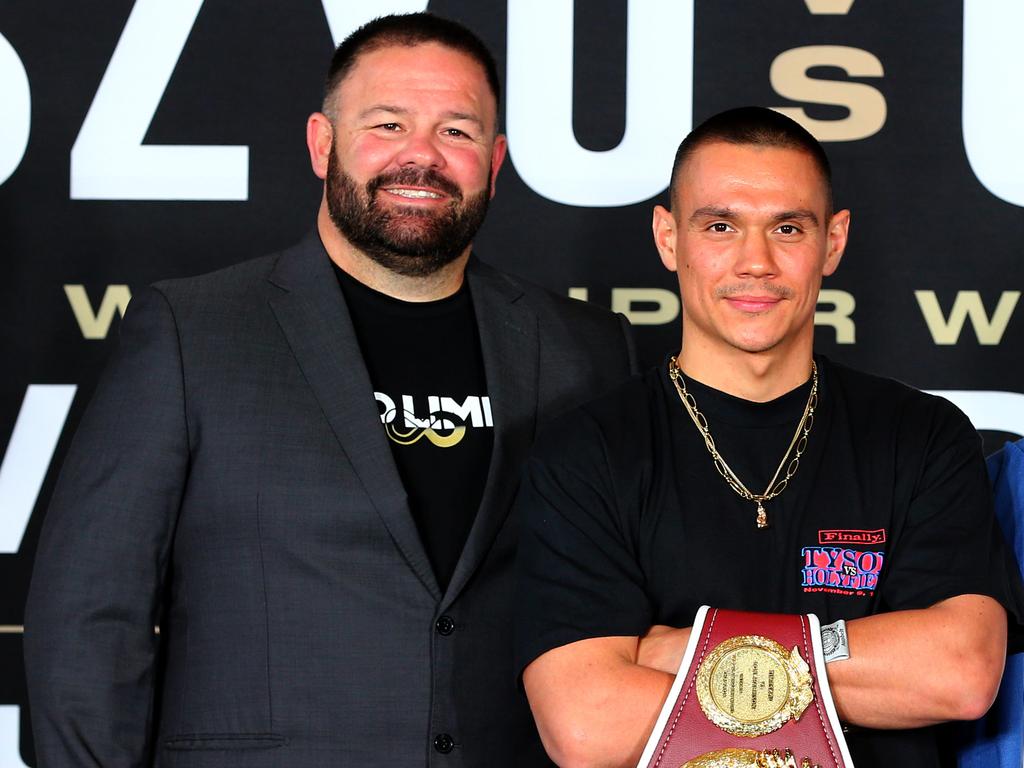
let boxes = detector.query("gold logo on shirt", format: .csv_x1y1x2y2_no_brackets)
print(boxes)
375,393,492,449
384,421,466,448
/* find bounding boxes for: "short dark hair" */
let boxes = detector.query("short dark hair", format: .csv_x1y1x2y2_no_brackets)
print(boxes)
323,13,500,124
668,107,833,215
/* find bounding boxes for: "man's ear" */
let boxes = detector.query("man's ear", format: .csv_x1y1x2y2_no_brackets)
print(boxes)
823,209,851,277
488,134,508,198
306,112,334,180
652,205,679,272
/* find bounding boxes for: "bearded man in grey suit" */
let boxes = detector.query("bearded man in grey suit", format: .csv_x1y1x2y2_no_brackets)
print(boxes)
25,13,636,767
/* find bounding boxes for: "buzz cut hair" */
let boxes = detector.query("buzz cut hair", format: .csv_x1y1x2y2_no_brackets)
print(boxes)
322,12,501,126
668,106,834,216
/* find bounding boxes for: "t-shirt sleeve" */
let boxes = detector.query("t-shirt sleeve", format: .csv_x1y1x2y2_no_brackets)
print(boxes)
513,410,653,676
879,397,1024,633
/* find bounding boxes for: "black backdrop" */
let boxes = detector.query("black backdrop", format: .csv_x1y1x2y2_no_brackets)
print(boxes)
2,1,1022,763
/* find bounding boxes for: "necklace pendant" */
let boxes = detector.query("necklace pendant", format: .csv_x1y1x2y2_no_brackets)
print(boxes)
756,501,768,529
669,357,817,532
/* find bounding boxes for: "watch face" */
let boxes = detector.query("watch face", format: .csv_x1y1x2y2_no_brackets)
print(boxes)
821,627,839,655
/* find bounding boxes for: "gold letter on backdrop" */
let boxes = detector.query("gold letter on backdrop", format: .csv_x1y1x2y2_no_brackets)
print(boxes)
771,45,885,142
815,289,856,343
915,290,1021,345
803,0,855,13
611,288,681,326
64,285,132,340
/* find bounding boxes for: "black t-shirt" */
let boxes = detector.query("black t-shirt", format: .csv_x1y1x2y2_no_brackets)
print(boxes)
514,356,1024,767
336,265,492,591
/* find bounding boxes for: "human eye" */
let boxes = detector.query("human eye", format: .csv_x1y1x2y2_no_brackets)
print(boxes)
375,122,402,132
442,126,474,140
707,221,734,233
774,223,803,236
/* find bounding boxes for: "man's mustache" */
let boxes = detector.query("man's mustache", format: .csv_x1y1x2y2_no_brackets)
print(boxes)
715,282,794,300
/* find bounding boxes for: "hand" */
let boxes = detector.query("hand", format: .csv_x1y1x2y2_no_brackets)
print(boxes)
637,624,691,674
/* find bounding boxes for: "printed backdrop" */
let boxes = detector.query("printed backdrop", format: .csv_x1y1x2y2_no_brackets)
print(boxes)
1,1,1022,763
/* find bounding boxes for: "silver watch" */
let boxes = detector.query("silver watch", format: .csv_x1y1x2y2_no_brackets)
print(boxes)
821,619,850,663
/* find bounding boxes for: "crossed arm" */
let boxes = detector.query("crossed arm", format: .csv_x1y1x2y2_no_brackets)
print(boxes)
523,594,1007,768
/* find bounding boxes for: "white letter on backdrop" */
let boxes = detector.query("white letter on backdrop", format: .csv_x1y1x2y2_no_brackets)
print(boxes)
319,0,428,46
0,33,30,186
963,0,1024,207
0,385,76,554
71,0,248,200
0,706,29,767
507,0,694,207
928,390,1024,439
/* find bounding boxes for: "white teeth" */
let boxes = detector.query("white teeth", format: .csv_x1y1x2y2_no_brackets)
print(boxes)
388,188,442,199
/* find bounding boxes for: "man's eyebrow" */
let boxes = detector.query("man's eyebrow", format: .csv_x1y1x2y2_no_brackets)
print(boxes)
358,104,409,120
772,209,820,227
688,206,737,224
440,110,484,125
356,106,485,130
687,206,821,227
441,112,487,133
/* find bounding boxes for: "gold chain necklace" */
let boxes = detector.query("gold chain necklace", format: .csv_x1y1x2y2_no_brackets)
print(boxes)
667,357,818,529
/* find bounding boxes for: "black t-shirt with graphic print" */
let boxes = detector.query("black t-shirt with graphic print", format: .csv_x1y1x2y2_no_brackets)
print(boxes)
336,264,492,592
513,355,1024,768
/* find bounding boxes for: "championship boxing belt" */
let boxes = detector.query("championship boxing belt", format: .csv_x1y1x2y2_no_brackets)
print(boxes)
636,607,855,768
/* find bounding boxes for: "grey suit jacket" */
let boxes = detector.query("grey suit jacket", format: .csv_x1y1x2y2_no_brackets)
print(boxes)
24,231,637,767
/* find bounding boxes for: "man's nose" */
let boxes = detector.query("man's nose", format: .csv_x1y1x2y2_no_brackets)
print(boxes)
735,231,779,278
394,130,445,169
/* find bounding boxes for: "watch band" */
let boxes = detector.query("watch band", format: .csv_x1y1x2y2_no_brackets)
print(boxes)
821,619,850,663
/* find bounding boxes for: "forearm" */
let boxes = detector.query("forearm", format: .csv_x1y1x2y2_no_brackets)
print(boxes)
524,637,674,768
626,595,1007,732
826,595,1007,728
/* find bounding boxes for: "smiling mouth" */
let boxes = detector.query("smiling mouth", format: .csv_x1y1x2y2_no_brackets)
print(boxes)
725,296,783,312
382,187,445,200
717,283,793,311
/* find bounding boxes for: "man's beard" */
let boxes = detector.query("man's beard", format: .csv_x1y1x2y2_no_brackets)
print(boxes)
326,150,490,278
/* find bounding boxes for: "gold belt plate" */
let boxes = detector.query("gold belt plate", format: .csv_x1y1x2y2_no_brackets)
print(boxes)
696,634,814,738
682,747,821,768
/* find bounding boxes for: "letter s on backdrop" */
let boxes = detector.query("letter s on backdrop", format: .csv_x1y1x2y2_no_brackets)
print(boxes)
770,45,885,142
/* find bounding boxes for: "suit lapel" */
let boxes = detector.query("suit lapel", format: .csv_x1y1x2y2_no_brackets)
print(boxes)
443,260,539,605
267,233,441,601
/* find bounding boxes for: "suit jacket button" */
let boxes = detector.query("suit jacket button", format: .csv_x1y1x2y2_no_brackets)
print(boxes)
435,615,456,636
434,733,455,754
